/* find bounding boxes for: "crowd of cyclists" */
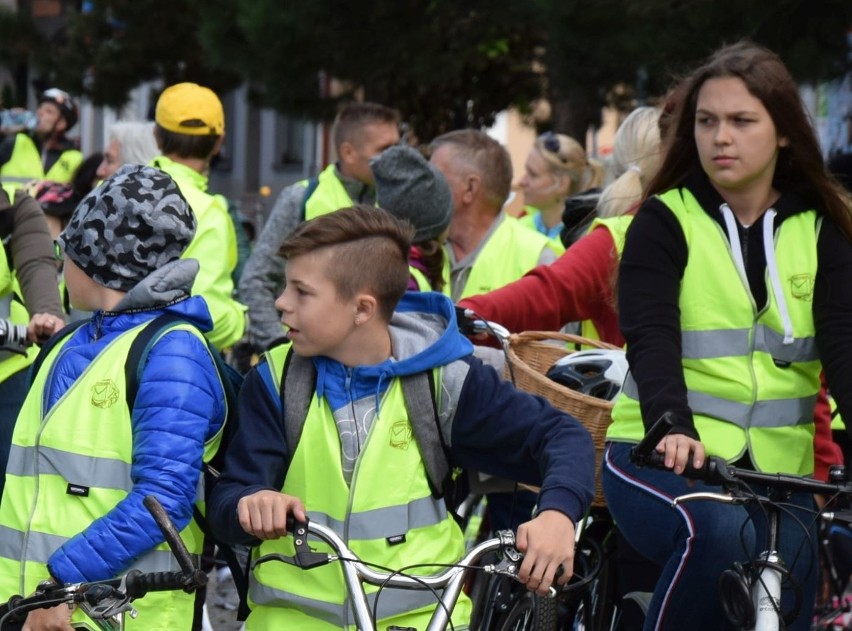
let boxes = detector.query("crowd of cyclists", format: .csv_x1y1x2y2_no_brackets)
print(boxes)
0,38,850,630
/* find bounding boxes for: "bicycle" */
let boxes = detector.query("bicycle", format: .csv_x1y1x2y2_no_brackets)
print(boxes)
0,495,208,630
252,514,592,631
630,413,852,631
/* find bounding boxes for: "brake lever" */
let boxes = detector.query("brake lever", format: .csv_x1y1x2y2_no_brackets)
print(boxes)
78,579,135,622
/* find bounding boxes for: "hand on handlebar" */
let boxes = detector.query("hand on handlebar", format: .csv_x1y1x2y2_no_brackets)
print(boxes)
238,490,307,540
21,601,74,631
515,509,575,597
657,433,706,476
27,313,63,345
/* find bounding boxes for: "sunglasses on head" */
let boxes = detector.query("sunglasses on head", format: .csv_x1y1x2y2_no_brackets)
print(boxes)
540,132,567,163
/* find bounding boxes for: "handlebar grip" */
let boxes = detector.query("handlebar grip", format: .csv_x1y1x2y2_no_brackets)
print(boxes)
143,495,196,576
630,412,676,464
640,450,712,480
123,569,207,598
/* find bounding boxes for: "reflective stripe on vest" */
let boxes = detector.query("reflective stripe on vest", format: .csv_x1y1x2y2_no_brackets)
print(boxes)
248,345,470,630
609,188,820,475
0,135,43,188
44,149,83,184
0,321,215,627
304,164,356,220
458,216,559,300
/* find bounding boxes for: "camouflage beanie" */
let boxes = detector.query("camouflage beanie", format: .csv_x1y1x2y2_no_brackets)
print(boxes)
58,164,196,291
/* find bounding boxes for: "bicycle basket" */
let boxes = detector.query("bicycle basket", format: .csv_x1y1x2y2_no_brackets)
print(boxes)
504,331,618,507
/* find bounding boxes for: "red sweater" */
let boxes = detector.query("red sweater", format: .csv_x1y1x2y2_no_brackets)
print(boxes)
458,225,624,346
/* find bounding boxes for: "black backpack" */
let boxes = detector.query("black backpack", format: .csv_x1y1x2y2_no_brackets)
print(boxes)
29,312,250,619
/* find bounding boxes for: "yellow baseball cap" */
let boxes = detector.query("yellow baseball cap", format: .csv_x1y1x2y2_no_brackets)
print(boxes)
155,82,225,136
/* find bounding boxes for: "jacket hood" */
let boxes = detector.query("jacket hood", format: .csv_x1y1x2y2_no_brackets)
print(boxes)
113,258,199,312
312,291,473,408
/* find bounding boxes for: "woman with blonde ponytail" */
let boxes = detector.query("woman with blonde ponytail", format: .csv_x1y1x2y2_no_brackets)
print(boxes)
597,106,662,218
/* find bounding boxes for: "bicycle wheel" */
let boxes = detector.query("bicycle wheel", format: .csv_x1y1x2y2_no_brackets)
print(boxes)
564,513,621,631
494,591,559,631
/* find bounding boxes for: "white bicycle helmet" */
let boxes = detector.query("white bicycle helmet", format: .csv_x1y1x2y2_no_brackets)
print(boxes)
545,349,628,401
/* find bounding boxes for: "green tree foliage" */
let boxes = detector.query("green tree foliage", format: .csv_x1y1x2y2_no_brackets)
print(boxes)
540,0,852,138
198,0,547,141
31,0,241,109
6,0,849,142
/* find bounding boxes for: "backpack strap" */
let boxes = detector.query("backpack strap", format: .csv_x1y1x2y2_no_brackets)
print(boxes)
281,347,316,452
400,370,452,500
298,176,320,223
124,312,186,409
28,318,87,387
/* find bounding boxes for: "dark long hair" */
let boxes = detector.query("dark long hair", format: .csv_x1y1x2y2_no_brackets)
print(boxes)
644,40,852,239
416,239,446,293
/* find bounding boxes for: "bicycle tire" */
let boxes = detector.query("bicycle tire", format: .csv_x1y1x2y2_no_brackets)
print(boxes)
494,591,558,631
566,517,621,631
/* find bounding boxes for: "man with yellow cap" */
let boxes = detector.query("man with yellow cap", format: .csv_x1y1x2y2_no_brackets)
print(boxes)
151,82,247,352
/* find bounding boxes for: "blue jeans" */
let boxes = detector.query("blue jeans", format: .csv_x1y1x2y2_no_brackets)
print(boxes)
601,442,817,631
0,368,29,500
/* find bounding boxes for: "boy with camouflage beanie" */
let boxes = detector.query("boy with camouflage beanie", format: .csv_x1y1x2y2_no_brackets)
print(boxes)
0,164,227,630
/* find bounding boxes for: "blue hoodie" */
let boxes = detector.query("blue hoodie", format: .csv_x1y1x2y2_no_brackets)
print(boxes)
209,291,595,545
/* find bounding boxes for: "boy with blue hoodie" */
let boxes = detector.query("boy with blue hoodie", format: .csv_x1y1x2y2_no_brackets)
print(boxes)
208,205,595,630
0,164,227,630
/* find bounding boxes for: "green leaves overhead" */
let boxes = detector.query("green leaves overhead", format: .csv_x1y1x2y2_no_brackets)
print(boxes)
5,0,849,141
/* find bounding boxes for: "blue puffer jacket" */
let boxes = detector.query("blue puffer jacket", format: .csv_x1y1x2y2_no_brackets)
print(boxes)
45,292,226,583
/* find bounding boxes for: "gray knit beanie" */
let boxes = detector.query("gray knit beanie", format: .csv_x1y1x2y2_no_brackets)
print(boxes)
58,164,196,291
371,145,453,242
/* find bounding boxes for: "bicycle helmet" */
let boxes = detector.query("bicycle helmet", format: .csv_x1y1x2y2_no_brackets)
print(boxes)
39,88,78,130
545,349,628,401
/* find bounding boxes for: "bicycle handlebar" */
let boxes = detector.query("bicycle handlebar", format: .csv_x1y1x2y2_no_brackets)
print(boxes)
253,516,539,631
0,495,207,627
455,306,510,341
630,414,852,498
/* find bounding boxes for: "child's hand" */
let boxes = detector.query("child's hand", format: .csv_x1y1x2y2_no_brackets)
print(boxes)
515,509,575,596
22,602,74,630
237,490,306,540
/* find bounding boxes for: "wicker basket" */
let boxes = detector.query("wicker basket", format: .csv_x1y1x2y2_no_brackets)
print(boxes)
504,331,619,507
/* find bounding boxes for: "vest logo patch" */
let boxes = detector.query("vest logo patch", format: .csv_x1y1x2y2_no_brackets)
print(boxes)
66,483,89,497
91,379,119,408
389,420,412,450
789,274,814,301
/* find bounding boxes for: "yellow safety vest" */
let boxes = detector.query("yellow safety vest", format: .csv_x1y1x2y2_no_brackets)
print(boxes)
0,320,224,629
151,157,247,350
458,217,561,300
303,163,358,220
245,346,470,630
0,134,43,188
518,209,566,254
44,148,83,184
608,188,821,475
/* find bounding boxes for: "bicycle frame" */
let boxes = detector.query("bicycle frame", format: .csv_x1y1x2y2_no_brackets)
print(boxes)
252,519,542,631
632,414,852,631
